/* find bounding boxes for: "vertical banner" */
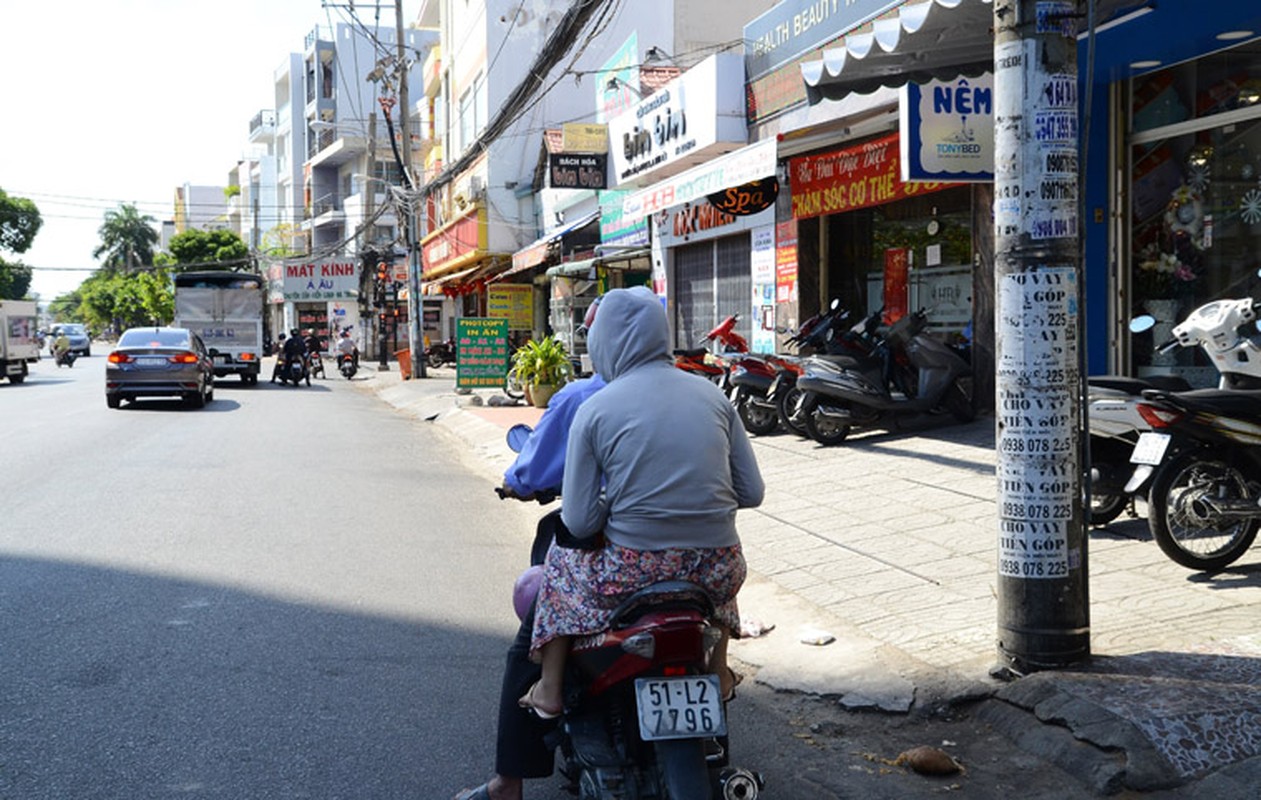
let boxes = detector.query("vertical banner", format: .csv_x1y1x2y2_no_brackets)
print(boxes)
750,225,777,353
775,220,798,304
883,248,910,323
456,318,509,389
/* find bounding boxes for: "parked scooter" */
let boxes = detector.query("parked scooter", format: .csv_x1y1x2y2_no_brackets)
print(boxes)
425,337,457,369
793,308,973,445
673,314,748,392
1119,293,1261,569
497,425,764,799
338,353,358,380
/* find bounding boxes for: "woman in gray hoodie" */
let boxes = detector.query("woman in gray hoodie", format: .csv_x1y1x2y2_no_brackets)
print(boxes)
520,286,765,718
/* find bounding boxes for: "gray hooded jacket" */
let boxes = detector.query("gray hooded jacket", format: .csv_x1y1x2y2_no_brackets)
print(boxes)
560,287,765,550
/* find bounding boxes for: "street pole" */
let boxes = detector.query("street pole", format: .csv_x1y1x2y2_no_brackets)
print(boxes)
992,0,1090,672
396,0,426,379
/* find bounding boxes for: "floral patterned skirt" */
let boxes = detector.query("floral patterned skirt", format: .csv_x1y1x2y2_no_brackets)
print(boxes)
529,542,746,657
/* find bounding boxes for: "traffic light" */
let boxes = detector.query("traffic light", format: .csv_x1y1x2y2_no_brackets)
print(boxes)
376,262,388,284
378,312,388,326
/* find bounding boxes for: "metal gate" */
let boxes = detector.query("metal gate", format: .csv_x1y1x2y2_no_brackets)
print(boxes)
673,235,752,349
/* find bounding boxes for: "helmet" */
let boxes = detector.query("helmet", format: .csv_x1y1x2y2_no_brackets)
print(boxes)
290,328,299,337
512,565,544,621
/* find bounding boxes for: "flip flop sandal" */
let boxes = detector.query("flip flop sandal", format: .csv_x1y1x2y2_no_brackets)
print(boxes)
453,784,491,800
518,681,562,720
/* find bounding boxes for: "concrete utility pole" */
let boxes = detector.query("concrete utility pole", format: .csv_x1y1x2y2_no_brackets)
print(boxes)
396,0,426,379
992,0,1090,671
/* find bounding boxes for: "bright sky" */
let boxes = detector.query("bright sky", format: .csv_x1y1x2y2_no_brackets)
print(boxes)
1,0,414,303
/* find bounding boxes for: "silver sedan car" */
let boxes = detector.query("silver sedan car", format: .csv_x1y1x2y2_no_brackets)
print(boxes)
105,327,215,409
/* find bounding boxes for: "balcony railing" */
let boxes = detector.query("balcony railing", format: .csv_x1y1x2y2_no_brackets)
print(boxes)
310,192,342,219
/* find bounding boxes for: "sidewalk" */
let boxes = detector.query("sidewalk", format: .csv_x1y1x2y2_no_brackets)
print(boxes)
360,364,1261,795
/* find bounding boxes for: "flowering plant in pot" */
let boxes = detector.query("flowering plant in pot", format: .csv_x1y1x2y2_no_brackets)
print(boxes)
511,335,574,407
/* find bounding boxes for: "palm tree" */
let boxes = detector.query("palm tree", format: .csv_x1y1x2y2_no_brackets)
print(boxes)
93,203,159,272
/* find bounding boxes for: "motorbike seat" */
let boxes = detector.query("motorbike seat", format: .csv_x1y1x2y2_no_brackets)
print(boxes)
1143,387,1261,418
673,348,708,358
1091,375,1192,394
609,580,715,628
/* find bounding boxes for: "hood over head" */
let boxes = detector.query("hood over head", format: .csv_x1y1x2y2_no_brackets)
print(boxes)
587,286,670,382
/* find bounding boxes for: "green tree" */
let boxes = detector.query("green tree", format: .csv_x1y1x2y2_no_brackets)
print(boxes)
167,228,249,268
93,203,159,272
74,269,173,331
0,188,41,299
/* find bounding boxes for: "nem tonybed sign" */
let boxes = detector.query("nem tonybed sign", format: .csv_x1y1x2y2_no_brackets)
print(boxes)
900,73,995,183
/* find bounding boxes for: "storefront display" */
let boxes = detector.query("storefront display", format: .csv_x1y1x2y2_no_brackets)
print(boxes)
1128,39,1261,383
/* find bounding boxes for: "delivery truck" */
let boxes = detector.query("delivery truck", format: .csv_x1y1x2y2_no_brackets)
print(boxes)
172,271,265,384
0,299,40,384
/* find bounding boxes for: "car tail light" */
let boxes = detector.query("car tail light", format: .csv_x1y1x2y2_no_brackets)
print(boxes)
1137,402,1184,428
108,352,132,364
170,352,200,364
240,352,255,361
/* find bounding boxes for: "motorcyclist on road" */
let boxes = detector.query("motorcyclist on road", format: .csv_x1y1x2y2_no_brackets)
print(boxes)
282,328,308,377
52,332,71,363
335,329,359,370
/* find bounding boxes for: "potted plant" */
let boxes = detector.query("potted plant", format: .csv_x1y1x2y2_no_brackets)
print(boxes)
511,335,574,408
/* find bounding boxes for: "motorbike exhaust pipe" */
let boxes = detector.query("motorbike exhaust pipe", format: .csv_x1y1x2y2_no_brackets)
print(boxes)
1191,495,1261,521
815,404,854,423
718,767,763,799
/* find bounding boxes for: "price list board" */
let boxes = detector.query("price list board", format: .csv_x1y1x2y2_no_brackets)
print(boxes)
456,318,510,390
996,267,1080,579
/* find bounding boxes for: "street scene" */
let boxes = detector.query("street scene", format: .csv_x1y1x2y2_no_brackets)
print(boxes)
4,0,1261,798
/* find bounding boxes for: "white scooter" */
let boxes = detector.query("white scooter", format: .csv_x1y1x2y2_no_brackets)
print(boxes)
1088,286,1261,525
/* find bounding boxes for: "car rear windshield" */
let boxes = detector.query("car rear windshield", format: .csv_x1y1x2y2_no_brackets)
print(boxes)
119,329,191,349
59,325,86,335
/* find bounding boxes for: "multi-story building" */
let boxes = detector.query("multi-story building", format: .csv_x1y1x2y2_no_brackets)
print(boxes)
414,0,776,348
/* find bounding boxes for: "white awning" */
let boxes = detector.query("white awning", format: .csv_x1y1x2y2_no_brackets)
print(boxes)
799,0,1142,102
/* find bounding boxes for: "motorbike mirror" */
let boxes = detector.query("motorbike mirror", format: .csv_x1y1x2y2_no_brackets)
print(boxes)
829,298,840,311
1129,315,1156,334
506,423,533,453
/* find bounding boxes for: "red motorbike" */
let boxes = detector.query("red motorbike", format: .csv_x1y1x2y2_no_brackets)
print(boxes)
672,314,749,392
498,426,763,799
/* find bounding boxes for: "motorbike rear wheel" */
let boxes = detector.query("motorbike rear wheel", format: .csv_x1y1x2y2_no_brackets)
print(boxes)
943,378,975,423
654,739,711,800
1088,492,1128,526
801,392,850,446
735,388,779,436
1149,451,1260,571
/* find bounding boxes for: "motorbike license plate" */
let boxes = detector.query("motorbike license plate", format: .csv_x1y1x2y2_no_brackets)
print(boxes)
1130,432,1172,465
634,675,726,741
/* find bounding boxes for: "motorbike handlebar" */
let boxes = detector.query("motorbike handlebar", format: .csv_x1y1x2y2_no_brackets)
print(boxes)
495,485,559,505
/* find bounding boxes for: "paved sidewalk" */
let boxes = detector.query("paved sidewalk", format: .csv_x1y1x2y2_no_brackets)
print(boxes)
360,365,1261,795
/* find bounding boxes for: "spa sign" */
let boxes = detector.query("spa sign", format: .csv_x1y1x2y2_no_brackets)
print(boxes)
789,134,953,220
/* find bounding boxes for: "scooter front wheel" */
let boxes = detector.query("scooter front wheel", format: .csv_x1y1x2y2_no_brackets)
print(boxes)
1149,451,1260,571
777,385,809,437
735,388,779,436
801,392,850,446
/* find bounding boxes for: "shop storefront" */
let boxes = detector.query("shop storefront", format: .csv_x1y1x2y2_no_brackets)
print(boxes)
272,257,362,353
421,204,511,347
497,209,602,344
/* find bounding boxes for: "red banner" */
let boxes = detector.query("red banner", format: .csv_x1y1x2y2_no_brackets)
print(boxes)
789,134,953,220
883,248,909,324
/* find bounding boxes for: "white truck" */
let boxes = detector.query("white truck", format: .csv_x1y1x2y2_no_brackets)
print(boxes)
0,299,40,384
172,271,265,384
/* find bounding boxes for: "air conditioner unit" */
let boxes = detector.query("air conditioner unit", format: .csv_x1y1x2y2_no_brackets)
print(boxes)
469,175,484,197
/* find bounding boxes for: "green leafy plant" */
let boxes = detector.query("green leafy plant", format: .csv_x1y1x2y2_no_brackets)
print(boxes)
511,335,574,388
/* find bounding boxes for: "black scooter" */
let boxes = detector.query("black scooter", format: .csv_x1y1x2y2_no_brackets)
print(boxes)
794,308,974,445
54,350,77,368
337,353,358,380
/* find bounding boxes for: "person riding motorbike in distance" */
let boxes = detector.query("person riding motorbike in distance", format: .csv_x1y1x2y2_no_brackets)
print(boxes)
519,286,764,721
335,329,359,370
281,327,308,377
52,331,71,363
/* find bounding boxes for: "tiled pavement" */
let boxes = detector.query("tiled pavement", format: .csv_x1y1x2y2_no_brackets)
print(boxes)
360,364,1261,794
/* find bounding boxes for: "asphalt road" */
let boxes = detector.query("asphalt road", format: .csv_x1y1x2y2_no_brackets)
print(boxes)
3,356,866,800
0,356,565,799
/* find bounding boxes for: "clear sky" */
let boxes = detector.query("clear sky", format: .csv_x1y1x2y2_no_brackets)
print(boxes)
1,0,414,303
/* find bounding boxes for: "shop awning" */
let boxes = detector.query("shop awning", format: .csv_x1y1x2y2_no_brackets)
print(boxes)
545,249,651,278
502,210,601,278
422,258,511,296
799,0,1146,101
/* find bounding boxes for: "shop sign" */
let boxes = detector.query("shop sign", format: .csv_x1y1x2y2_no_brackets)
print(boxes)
562,123,608,154
423,208,485,278
655,202,774,249
549,153,608,190
623,138,778,223
598,189,649,247
487,283,534,329
456,317,510,389
281,259,360,300
751,225,777,354
775,219,798,304
606,53,747,188
708,177,779,216
744,0,901,80
900,73,995,182
596,33,639,124
789,133,954,220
